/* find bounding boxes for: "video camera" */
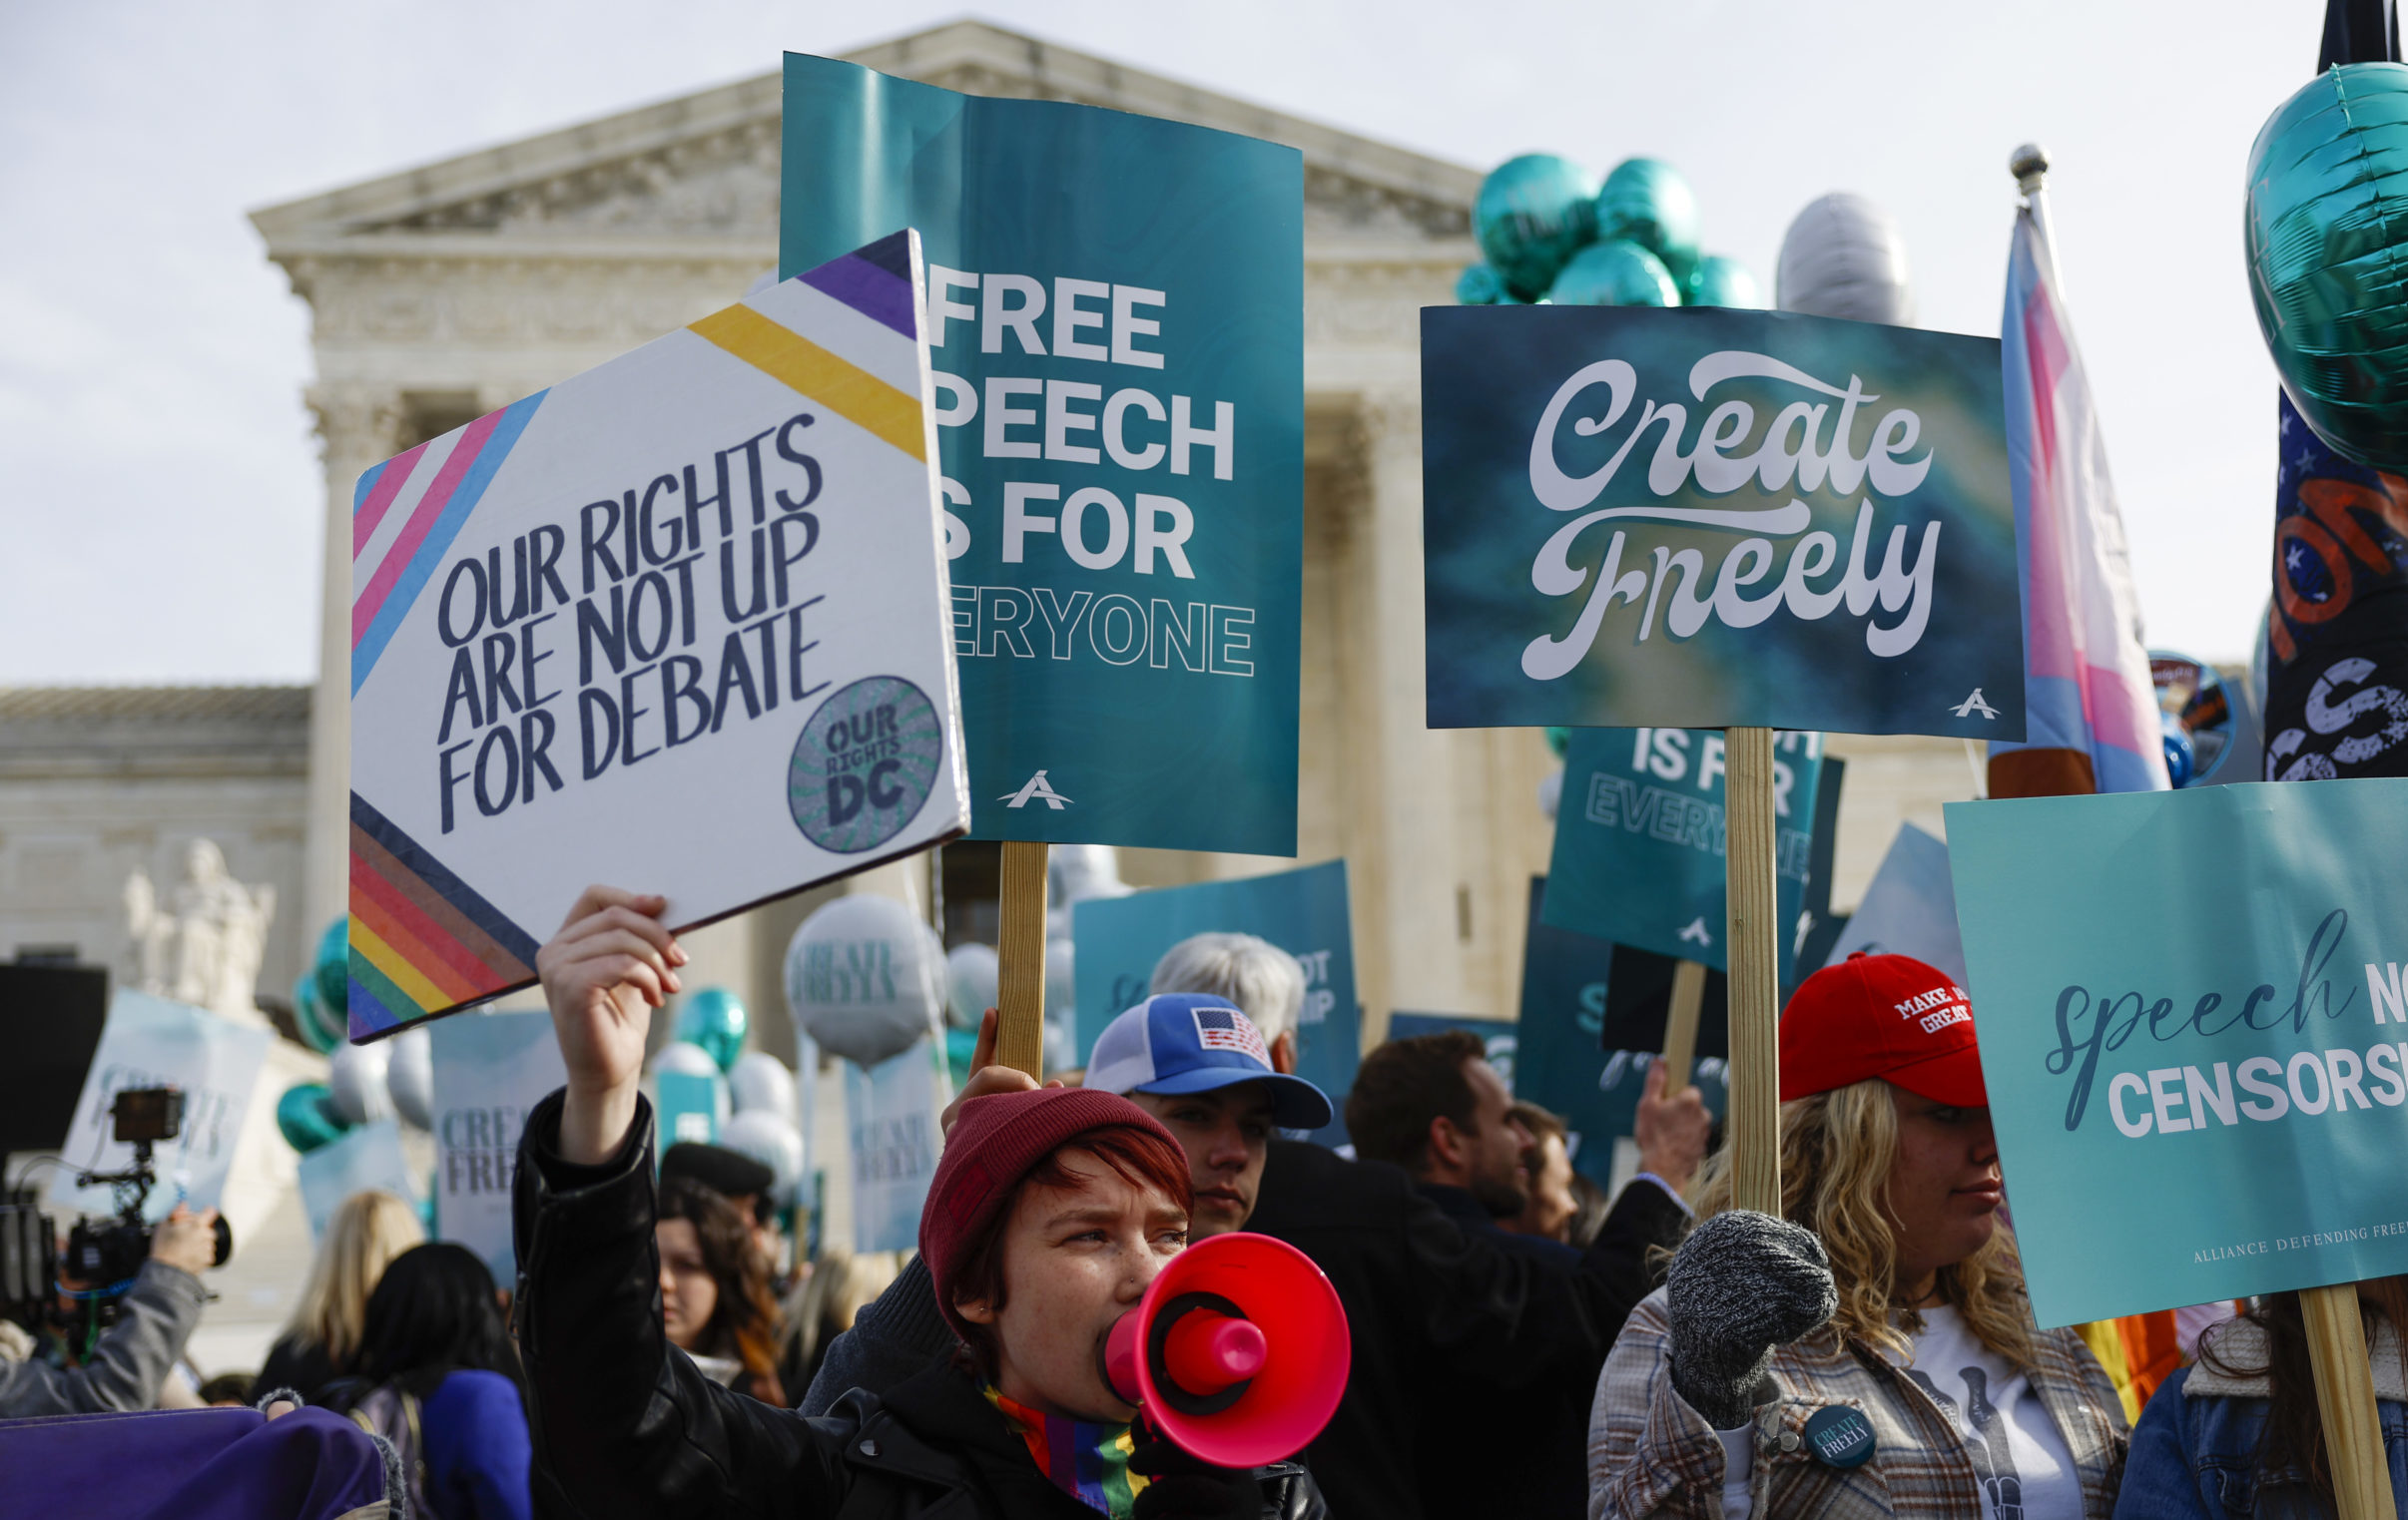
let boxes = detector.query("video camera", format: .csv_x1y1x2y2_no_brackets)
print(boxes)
1,1086,233,1336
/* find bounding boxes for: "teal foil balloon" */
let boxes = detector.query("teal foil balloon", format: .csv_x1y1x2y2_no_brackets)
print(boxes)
276,1082,347,1153
1548,239,1680,307
2247,63,2408,468
1596,159,1703,289
1686,254,1765,309
1476,155,1599,300
292,969,339,1054
1455,262,1519,305
313,916,348,1014
676,987,749,1073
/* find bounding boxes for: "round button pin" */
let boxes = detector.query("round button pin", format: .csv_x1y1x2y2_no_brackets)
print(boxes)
1801,1405,1875,1470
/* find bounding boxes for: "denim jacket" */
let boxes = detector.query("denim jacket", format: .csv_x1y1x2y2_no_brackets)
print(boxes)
2114,1317,2408,1520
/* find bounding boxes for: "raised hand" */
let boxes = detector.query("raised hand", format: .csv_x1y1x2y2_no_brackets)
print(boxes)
1664,1210,1837,1429
538,886,685,1164
1634,1059,1713,1194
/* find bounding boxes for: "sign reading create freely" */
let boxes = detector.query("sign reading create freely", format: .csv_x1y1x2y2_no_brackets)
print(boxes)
1542,727,1824,982
428,1011,565,1281
1948,779,2408,1326
1423,306,2024,738
1070,860,1357,1143
347,232,967,1037
782,51,1304,855
49,992,271,1222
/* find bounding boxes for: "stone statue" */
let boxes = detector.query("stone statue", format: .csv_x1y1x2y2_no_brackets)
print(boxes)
124,839,277,1026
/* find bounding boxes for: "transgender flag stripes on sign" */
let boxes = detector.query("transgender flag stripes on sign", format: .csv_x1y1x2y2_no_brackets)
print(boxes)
1992,201,2167,796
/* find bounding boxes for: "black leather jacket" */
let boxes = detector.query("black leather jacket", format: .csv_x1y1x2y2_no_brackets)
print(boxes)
510,1091,1321,1520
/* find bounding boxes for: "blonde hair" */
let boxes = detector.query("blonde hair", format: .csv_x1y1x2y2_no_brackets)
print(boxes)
284,1190,424,1367
1691,1080,2035,1369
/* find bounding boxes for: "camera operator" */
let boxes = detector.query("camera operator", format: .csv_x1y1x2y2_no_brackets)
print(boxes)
0,1204,219,1416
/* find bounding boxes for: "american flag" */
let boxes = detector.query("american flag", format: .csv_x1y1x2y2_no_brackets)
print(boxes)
1192,1007,1268,1063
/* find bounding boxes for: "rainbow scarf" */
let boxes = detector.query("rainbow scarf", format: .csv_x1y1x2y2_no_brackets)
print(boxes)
979,1382,1149,1518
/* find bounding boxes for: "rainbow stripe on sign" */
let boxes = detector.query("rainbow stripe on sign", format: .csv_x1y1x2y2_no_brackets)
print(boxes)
349,391,547,696
347,792,540,1038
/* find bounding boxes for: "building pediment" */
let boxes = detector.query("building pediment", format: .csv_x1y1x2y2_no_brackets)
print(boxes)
252,19,1478,257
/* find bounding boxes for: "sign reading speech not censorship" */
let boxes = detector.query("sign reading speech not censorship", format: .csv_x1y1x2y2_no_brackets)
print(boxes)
1542,728,1824,982
782,51,1304,855
1423,306,2024,738
1949,779,2408,1327
1071,860,1356,1142
347,232,966,1037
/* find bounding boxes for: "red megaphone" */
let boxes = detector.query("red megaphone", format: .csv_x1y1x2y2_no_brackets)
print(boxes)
1100,1231,1350,1469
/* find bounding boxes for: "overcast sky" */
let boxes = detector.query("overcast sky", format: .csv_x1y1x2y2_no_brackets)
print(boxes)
0,0,2322,683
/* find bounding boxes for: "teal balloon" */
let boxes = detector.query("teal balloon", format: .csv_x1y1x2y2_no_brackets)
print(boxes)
1595,159,1703,289
292,969,339,1054
676,987,749,1073
313,916,348,1013
1476,155,1599,300
1548,239,1680,307
1686,254,1765,309
276,1083,348,1153
2247,63,2408,469
1455,262,1520,305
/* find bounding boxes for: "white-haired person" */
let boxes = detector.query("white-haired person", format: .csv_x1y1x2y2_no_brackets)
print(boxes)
1587,954,2127,1520
1147,932,1307,1076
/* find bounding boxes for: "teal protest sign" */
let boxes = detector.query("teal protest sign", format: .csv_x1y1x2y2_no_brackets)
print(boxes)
1070,860,1356,1142
1948,780,2408,1327
782,53,1303,853
1542,728,1823,981
1423,306,2023,738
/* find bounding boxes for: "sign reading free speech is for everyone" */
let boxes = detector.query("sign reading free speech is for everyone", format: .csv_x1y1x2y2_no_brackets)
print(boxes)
782,52,1303,855
346,233,967,1036
1949,779,2408,1327
1422,306,2024,738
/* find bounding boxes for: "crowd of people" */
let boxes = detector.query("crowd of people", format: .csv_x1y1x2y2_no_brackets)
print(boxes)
4,882,2405,1517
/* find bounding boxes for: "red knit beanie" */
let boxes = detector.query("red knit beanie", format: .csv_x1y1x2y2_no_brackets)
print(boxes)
919,1086,1182,1342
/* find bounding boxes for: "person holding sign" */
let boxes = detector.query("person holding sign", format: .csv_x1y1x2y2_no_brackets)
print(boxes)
2118,1279,2408,1515
1588,955,2128,1519
510,887,1321,1520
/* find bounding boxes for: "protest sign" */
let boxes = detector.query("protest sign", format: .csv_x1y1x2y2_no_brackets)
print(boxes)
845,1037,945,1254
1423,304,2023,739
1070,860,1356,1141
1824,821,1967,986
782,51,1304,855
49,992,270,1222
1949,779,2408,1326
347,231,966,1037
428,1011,565,1280
655,1071,721,1149
1542,728,1823,981
297,1120,419,1241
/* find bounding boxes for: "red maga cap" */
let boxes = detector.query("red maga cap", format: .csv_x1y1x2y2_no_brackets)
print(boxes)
1778,953,1986,1106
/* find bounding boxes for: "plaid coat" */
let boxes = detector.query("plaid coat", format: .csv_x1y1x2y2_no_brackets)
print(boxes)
1588,1289,2127,1519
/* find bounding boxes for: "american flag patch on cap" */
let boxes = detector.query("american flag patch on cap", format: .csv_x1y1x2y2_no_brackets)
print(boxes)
1191,1006,1269,1064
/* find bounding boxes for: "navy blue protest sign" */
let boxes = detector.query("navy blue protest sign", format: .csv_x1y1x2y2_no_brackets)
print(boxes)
1542,728,1823,981
1070,860,1356,1142
1423,305,2022,739
783,53,1302,853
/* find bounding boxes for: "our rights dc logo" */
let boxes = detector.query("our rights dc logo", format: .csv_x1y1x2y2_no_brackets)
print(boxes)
788,677,942,853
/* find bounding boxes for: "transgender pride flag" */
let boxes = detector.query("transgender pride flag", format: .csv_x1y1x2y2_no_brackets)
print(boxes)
1989,197,2168,798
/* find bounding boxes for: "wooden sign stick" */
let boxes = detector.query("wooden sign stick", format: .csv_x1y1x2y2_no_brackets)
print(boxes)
1721,728,1782,1215
2301,1281,2395,1517
994,840,1050,1079
1659,959,1708,1091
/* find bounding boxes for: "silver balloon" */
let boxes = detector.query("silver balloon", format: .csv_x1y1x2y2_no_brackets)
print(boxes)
328,1040,394,1127
944,942,999,1031
649,1040,722,1081
784,894,945,1068
383,1025,433,1131
719,1109,806,1206
728,1051,799,1127
1775,193,1915,325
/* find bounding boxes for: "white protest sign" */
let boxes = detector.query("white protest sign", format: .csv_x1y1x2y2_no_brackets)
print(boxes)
298,1119,420,1241
348,230,966,1039
49,991,271,1222
428,1011,566,1281
1823,821,1968,987
844,1037,945,1254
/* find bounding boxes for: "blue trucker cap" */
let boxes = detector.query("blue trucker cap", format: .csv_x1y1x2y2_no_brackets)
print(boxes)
1085,993,1333,1130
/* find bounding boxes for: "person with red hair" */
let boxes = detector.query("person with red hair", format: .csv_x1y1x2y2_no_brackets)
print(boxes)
509,886,1324,1520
